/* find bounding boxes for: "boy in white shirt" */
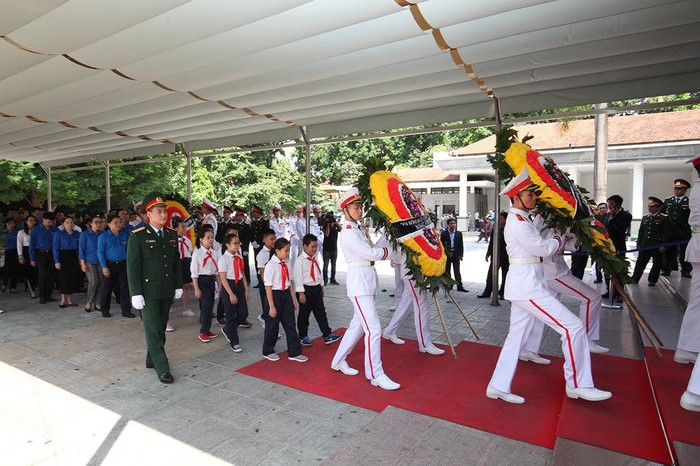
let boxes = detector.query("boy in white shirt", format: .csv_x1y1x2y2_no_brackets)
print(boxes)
190,230,220,343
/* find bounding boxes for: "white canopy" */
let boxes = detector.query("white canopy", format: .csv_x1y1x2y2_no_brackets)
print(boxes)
1,0,699,167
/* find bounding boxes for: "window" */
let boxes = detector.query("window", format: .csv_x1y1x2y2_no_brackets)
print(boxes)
412,188,427,194
474,187,483,194
431,187,459,194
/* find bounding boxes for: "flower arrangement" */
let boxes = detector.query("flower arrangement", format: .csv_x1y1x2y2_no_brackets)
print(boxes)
489,127,631,283
357,158,455,293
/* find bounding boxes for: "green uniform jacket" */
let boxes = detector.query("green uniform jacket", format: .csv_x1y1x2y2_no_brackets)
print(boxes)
127,224,183,299
637,213,670,247
660,196,692,240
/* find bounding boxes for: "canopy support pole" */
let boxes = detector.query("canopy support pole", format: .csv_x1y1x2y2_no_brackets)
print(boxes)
490,97,503,307
40,163,52,212
299,126,312,232
185,148,193,206
103,161,111,213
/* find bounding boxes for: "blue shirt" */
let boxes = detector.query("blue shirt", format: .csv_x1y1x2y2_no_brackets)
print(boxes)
4,230,18,251
97,229,128,268
79,229,102,265
29,224,59,261
53,229,81,263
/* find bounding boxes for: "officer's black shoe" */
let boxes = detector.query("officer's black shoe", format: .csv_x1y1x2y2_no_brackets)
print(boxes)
457,287,469,292
102,311,112,318
158,372,174,384
146,361,154,369
476,294,489,298
601,292,609,299
682,272,693,278
122,311,136,318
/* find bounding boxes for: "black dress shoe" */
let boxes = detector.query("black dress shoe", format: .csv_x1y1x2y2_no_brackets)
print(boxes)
330,280,340,285
457,287,469,293
601,292,609,299
102,311,112,318
593,279,602,283
146,361,154,369
682,272,693,278
476,293,489,298
499,295,505,300
122,312,136,318
158,372,174,384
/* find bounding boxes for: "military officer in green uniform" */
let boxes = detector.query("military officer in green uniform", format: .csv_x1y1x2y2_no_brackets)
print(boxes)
230,206,254,283
250,205,269,288
660,179,693,278
632,197,670,286
127,193,183,384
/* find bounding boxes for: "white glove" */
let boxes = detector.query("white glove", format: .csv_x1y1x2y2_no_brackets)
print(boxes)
131,295,145,310
174,288,183,299
251,241,260,249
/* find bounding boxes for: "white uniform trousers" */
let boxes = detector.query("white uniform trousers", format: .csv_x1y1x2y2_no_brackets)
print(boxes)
546,275,602,341
393,264,405,310
688,357,700,395
489,295,594,393
384,278,432,350
332,295,384,380
290,237,300,273
678,261,700,353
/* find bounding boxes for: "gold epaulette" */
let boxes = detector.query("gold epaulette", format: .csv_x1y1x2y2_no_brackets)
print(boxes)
132,227,146,233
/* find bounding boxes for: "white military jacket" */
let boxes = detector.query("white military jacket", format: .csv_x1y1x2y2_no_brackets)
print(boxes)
503,208,563,301
340,221,392,297
685,178,700,263
532,215,579,281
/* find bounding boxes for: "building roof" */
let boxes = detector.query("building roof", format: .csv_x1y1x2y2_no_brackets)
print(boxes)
456,109,700,155
394,167,459,183
1,1,699,167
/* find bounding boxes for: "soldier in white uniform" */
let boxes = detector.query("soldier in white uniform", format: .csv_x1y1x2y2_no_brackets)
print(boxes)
382,249,445,355
679,154,700,412
311,204,324,258
268,204,284,239
486,170,611,404
330,188,398,390
201,198,219,239
289,205,303,271
519,217,609,362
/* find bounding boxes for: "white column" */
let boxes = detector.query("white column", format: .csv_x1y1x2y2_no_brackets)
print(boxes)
459,172,468,217
632,163,644,219
567,167,578,184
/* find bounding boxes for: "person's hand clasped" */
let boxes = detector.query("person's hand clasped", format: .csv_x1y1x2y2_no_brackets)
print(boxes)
131,295,145,310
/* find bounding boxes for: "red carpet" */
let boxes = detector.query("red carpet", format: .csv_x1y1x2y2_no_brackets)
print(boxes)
237,332,673,460
644,348,700,448
238,332,564,448
556,353,670,464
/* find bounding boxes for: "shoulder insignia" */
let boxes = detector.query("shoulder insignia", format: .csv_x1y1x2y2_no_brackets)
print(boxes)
660,213,668,217
132,227,146,233
515,214,526,222
664,196,673,201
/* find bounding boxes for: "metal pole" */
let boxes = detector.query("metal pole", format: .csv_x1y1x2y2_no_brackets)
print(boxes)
104,161,111,213
185,149,192,205
490,97,503,306
45,164,52,211
594,102,608,203
299,126,312,232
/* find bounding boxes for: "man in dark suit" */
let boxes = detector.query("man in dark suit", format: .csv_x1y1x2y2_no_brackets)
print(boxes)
603,194,632,302
478,212,508,299
440,217,467,292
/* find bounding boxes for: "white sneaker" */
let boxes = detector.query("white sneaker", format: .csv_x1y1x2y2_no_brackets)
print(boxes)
680,391,700,412
288,354,309,363
420,344,445,356
588,341,609,354
383,333,405,345
257,314,266,329
674,349,698,365
486,385,525,404
565,386,612,401
370,374,400,391
231,345,243,353
165,322,174,332
331,360,359,376
518,351,551,365
263,353,280,361
182,309,196,317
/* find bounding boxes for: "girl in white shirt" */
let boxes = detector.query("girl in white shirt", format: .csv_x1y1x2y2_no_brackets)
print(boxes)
190,230,220,343
263,238,306,363
218,234,250,353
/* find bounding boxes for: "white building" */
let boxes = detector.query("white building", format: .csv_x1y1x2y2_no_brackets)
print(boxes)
398,110,700,232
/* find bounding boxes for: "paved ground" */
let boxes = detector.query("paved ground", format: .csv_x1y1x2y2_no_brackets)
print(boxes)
0,233,692,465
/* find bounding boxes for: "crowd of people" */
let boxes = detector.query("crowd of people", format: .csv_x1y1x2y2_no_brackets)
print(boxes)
0,174,698,411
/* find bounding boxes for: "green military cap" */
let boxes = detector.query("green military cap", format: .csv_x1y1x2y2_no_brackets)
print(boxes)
143,192,167,212
674,179,691,189
647,197,663,206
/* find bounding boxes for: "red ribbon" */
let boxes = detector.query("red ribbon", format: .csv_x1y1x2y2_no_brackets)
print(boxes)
307,256,320,282
233,254,245,283
179,238,187,259
203,251,219,272
280,260,289,289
